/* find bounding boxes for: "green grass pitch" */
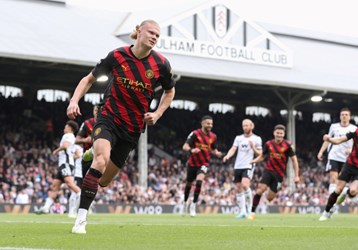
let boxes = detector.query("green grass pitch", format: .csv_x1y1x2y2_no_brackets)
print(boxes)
0,213,358,250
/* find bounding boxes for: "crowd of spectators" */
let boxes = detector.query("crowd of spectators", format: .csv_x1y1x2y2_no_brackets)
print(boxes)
1,95,357,210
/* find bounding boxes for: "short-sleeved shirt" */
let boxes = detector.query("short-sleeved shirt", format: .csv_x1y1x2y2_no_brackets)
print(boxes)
232,133,262,169
71,144,83,178
327,123,357,162
185,129,218,167
58,133,75,167
92,45,175,134
262,139,296,178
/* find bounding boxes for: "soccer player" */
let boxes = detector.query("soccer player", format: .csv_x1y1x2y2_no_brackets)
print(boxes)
36,120,81,214
223,119,262,218
181,115,223,217
67,19,176,234
317,108,357,197
248,124,299,220
68,143,83,218
75,104,98,177
319,129,358,221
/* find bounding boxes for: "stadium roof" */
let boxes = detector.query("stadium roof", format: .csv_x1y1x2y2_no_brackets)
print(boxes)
1,0,358,114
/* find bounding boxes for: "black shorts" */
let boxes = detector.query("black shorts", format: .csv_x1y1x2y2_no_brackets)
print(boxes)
338,163,358,182
234,168,255,183
74,176,82,188
260,169,283,193
55,163,74,181
186,165,208,182
326,159,345,173
93,114,139,168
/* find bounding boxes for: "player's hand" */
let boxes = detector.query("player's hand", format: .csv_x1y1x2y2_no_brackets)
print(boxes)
216,151,223,158
345,147,352,155
223,156,229,163
317,152,323,161
67,100,82,120
294,176,300,183
144,112,160,126
248,141,254,148
323,134,330,142
191,148,200,154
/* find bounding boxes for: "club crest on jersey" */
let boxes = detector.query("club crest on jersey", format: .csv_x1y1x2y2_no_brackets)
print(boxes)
94,128,101,136
145,69,154,79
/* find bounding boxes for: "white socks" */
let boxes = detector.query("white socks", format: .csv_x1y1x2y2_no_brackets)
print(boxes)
237,192,246,215
244,188,253,214
43,197,54,211
341,186,348,196
68,191,80,216
76,208,88,224
328,184,336,194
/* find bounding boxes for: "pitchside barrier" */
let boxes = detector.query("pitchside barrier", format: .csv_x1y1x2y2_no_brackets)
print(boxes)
1,204,358,214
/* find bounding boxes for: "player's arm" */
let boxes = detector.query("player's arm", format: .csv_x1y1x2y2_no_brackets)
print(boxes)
212,148,223,158
144,87,175,126
318,124,335,160
251,154,265,164
67,73,96,120
317,141,329,161
323,134,349,145
223,146,237,163
52,141,70,155
183,142,200,154
75,123,92,145
183,132,200,154
251,142,266,163
75,135,92,145
291,155,300,183
249,141,262,157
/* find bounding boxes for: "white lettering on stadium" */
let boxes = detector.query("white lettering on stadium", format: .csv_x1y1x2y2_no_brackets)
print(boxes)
156,37,292,68
133,205,163,214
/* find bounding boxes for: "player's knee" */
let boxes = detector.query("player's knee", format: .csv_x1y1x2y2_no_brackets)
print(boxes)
348,189,357,198
93,154,109,169
99,179,110,187
267,195,275,202
51,184,60,192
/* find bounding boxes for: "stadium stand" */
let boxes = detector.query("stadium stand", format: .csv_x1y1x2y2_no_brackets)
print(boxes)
2,96,355,209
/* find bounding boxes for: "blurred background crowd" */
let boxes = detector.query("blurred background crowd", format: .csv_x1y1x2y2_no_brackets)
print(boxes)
1,95,357,210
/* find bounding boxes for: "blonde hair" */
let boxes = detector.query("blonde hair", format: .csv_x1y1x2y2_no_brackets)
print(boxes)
242,119,254,130
129,19,159,40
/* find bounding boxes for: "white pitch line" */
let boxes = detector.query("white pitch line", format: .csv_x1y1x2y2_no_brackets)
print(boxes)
1,220,357,229
0,248,54,250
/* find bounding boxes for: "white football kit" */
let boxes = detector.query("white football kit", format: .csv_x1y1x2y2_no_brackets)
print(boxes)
58,133,76,167
71,144,83,179
233,133,262,170
327,123,357,162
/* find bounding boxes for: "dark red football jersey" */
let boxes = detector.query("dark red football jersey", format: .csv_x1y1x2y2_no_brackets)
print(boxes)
92,46,175,133
263,139,295,178
186,129,218,167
